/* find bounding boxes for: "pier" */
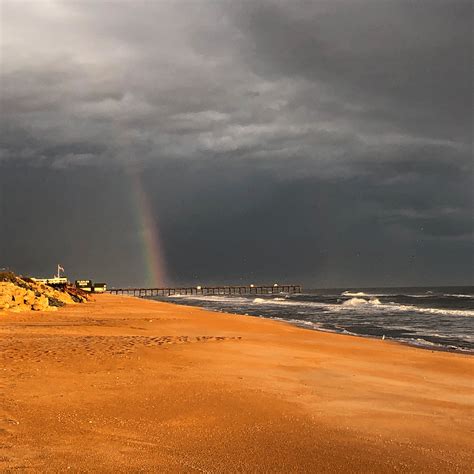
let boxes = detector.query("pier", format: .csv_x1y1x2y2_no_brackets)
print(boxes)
108,284,302,297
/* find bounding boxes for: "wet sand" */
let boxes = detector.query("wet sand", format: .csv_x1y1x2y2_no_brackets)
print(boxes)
1,294,473,472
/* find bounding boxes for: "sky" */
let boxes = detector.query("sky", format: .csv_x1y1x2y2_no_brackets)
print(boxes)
0,0,472,288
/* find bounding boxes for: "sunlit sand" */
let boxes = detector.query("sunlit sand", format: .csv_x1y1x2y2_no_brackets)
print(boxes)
1,294,472,471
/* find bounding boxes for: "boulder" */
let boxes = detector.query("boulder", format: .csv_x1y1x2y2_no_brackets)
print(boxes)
24,289,37,306
0,282,16,309
32,295,51,311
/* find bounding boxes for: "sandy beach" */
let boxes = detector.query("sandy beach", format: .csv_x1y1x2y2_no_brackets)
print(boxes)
1,294,472,472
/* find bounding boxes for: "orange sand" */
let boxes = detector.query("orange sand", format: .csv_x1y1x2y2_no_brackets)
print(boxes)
1,294,473,472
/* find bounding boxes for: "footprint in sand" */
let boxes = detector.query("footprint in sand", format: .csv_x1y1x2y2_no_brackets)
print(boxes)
0,334,243,365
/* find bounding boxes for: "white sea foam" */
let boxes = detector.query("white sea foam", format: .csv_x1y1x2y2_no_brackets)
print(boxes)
342,297,381,306
342,297,367,306
404,293,472,298
271,317,326,330
403,330,472,342
383,303,474,317
269,318,473,352
156,290,473,352
405,294,437,298
341,291,368,297
395,337,473,352
166,293,474,317
443,294,474,299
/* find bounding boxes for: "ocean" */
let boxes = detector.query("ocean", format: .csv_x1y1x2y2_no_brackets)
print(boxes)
147,286,474,353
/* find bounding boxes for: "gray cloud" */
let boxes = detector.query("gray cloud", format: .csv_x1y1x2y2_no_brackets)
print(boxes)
229,0,472,139
0,0,472,286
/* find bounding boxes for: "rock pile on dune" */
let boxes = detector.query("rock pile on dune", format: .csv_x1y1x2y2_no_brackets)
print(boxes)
0,272,89,312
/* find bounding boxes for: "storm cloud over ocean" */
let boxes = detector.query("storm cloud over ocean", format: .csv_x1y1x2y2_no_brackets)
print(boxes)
0,1,472,287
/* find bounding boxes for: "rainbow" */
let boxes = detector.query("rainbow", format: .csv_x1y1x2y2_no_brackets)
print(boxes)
129,168,167,287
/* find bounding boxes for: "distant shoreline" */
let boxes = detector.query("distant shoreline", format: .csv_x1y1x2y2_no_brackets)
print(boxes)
1,294,472,471
144,287,474,356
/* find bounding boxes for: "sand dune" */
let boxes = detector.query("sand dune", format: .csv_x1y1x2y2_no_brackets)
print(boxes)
1,294,472,472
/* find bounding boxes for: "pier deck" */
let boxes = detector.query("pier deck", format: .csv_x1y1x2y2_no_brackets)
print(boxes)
108,285,302,297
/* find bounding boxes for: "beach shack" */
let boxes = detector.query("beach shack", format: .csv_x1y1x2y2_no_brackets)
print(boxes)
93,283,107,293
75,280,93,292
75,280,107,293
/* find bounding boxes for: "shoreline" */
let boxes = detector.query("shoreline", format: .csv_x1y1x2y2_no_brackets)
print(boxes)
145,294,474,356
1,294,473,471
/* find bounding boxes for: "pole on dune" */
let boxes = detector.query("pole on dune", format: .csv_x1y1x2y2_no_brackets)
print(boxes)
56,264,64,278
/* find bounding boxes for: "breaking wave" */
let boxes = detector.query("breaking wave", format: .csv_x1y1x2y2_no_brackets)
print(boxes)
154,286,474,353
341,291,368,297
342,297,382,306
168,293,474,317
444,294,474,299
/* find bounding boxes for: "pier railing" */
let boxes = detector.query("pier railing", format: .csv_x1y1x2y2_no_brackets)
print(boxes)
108,285,302,297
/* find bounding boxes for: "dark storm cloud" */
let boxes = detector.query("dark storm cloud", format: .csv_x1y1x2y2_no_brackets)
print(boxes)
0,0,472,286
228,0,472,141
